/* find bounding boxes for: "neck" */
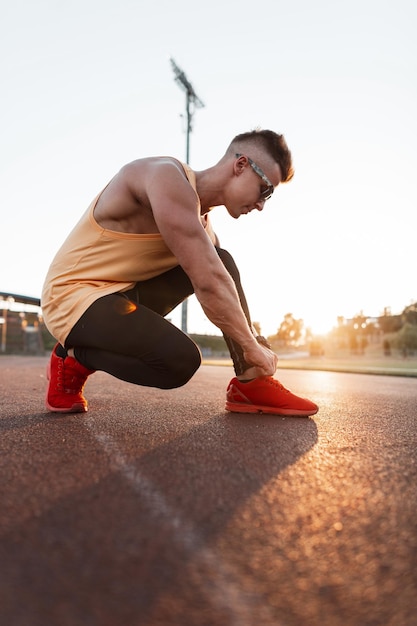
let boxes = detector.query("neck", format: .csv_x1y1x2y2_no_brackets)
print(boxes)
195,166,227,213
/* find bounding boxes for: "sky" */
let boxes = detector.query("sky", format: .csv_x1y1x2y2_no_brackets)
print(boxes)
1,0,416,337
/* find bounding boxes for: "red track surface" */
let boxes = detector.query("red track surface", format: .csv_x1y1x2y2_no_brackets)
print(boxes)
1,357,416,626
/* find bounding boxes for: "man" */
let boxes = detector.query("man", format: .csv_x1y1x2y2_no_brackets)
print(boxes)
42,129,318,417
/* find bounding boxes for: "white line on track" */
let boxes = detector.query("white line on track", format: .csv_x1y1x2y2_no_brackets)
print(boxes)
86,422,279,626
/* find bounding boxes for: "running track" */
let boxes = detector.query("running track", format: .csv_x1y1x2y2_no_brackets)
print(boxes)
1,357,416,626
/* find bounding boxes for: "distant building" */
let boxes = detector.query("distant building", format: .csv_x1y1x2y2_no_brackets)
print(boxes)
0,292,45,354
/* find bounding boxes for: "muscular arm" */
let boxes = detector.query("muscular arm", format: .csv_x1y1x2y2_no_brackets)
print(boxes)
138,162,277,376
148,165,255,345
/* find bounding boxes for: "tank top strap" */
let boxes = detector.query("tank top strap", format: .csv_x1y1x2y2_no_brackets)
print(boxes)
180,162,197,192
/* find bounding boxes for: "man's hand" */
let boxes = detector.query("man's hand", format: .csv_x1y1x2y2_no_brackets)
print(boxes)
241,343,278,378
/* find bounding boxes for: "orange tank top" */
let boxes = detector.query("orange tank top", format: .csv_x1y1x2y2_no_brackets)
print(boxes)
41,162,203,345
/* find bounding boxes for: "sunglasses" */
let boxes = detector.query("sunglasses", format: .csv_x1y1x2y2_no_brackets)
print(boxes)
235,153,274,201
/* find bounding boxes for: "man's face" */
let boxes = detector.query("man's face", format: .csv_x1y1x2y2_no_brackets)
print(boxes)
226,155,282,219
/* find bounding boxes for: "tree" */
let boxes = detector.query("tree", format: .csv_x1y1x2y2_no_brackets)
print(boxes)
403,302,417,326
378,311,402,334
396,323,417,355
276,313,304,346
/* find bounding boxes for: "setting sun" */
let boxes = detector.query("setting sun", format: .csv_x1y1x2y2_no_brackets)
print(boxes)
304,314,337,337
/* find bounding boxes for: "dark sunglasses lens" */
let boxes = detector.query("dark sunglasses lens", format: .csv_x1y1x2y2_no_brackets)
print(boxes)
261,186,274,200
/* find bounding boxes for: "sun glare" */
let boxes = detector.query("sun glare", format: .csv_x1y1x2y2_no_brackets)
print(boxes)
305,314,336,337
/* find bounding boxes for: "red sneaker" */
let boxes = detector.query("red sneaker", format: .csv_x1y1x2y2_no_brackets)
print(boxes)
225,376,318,417
46,344,95,413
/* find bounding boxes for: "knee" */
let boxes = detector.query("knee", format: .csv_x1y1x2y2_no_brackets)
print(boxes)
159,340,202,389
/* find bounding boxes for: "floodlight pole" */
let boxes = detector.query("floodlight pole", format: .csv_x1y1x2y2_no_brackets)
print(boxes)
170,58,205,333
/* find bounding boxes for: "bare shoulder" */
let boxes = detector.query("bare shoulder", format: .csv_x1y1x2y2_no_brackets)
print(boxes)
142,157,198,207
94,157,194,234
122,156,183,182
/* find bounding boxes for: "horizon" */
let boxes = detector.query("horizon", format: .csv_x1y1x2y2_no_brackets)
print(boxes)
1,290,414,340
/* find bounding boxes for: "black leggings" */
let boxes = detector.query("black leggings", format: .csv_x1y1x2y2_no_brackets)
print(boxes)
65,248,253,388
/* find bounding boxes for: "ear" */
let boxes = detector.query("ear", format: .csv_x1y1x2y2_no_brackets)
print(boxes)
234,154,247,177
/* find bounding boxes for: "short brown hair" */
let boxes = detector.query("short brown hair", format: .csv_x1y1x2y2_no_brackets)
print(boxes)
229,129,294,182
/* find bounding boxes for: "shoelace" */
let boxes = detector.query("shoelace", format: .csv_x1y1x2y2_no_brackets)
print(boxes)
55,359,65,392
57,359,88,394
263,376,290,394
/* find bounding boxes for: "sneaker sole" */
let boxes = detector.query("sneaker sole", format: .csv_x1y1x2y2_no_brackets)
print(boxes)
225,401,318,417
45,400,88,414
